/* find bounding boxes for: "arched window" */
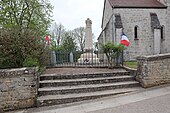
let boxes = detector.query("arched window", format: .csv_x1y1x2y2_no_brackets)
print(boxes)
134,26,138,40
161,26,165,40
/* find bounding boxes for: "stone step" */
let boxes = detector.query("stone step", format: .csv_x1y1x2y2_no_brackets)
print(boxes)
39,76,135,87
40,71,130,80
38,81,139,96
37,87,142,107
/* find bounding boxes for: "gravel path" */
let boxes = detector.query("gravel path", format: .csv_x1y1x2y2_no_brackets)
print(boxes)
44,68,127,75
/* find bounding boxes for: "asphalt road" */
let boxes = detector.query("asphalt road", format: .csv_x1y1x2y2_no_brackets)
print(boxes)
88,94,170,113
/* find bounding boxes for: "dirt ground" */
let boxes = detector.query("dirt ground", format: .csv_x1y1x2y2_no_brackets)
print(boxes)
44,68,127,75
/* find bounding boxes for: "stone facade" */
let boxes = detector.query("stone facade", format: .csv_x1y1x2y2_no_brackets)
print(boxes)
0,67,39,112
114,8,167,60
136,53,170,88
166,0,170,52
102,0,113,31
99,0,170,61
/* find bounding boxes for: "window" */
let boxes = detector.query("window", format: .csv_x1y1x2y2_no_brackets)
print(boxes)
161,26,164,40
134,26,138,40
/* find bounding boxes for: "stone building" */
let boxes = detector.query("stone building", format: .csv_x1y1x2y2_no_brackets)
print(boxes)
98,0,170,61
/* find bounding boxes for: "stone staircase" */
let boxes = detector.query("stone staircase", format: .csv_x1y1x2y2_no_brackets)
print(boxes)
37,71,141,107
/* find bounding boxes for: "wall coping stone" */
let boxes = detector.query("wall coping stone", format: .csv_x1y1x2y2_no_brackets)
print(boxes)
0,67,39,78
137,53,170,61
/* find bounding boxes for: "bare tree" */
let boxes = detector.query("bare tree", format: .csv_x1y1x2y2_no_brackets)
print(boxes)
72,27,85,52
49,22,66,47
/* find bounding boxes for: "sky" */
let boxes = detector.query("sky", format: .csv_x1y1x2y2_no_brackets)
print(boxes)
49,0,104,40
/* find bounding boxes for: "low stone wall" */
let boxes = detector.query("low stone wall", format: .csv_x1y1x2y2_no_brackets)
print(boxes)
0,67,39,112
136,53,170,88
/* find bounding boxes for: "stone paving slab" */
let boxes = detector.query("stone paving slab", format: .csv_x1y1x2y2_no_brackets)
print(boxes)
38,81,139,91
39,76,133,83
38,88,142,100
44,68,127,75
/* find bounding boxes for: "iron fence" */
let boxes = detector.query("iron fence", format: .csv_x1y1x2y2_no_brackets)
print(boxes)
54,51,123,68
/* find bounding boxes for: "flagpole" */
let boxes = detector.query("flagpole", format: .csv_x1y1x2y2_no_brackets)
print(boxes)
120,33,130,66
122,49,124,66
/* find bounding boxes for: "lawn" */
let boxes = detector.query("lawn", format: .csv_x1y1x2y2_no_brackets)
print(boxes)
123,61,138,69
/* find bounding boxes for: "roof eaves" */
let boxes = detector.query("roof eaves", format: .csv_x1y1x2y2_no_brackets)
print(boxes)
113,6,167,9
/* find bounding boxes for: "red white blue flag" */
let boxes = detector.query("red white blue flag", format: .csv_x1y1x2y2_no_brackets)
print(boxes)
121,34,130,46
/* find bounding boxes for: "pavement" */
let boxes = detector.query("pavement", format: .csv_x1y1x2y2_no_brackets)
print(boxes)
6,84,170,113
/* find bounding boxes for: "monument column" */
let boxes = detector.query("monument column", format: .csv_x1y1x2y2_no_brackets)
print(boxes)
78,18,99,64
84,18,93,51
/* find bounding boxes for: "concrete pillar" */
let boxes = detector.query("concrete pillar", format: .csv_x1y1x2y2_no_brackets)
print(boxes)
115,28,123,45
154,29,161,54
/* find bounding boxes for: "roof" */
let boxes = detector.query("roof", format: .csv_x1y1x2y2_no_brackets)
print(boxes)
108,0,167,8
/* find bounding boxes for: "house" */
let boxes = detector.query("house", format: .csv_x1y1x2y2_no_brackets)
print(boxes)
98,0,170,61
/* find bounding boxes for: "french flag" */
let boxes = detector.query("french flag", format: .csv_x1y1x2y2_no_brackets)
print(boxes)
121,34,130,46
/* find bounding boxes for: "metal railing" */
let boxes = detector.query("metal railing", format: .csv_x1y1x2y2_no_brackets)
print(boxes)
54,51,123,68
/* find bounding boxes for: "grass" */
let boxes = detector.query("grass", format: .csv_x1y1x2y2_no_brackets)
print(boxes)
124,61,138,69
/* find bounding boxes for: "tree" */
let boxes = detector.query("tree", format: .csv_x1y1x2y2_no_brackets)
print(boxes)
72,27,85,52
0,27,50,68
102,42,124,67
61,32,77,52
0,0,53,35
0,0,53,68
49,23,66,47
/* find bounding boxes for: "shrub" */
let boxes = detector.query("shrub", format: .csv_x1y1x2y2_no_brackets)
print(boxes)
0,27,50,69
102,42,124,67
23,57,39,67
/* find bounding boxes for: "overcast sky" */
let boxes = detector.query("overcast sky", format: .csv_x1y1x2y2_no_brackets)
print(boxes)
49,0,104,40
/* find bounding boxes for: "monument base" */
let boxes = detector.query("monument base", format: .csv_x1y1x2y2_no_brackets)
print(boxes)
78,52,100,64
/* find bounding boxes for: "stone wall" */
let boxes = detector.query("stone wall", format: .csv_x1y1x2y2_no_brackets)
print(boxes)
113,8,167,60
0,67,39,112
100,0,170,61
166,0,170,53
102,0,112,30
136,53,170,88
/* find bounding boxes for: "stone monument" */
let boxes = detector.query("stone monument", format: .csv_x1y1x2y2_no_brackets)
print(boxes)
78,18,100,64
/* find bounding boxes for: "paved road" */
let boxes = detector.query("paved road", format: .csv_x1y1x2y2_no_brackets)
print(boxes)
88,94,170,113
7,85,170,113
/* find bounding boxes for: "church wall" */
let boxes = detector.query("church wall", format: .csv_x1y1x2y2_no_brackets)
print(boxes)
102,0,113,44
115,28,123,45
102,0,113,30
98,32,104,60
104,17,113,43
113,8,167,60
165,0,170,53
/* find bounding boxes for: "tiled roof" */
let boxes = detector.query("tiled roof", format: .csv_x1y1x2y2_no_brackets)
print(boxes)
109,0,167,8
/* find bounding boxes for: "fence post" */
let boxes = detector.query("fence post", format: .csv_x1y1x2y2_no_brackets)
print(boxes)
51,51,56,66
70,52,74,63
122,50,124,66
115,52,122,67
